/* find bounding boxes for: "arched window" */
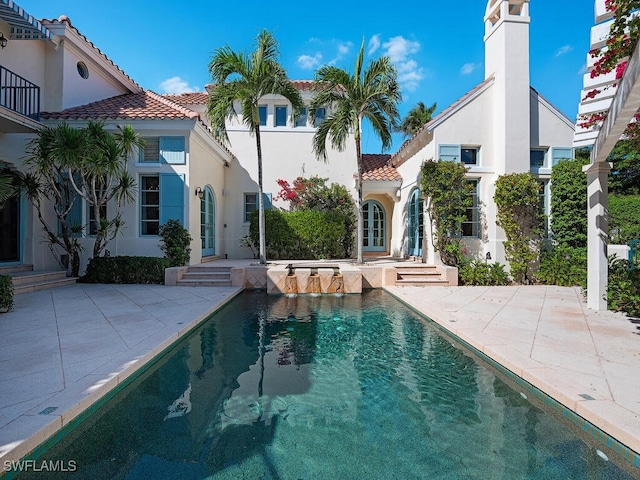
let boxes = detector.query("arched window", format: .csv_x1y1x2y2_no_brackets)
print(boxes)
201,187,215,256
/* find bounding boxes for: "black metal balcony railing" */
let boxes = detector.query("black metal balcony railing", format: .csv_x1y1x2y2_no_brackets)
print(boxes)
0,65,40,121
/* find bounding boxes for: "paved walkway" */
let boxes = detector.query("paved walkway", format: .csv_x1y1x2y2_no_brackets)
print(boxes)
0,283,639,474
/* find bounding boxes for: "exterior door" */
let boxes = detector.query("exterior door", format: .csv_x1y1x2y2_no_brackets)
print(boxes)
363,200,386,252
201,187,215,257
0,194,19,262
407,188,423,257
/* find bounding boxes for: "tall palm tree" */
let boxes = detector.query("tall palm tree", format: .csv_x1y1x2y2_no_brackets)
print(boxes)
310,40,401,264
207,30,303,265
395,101,437,139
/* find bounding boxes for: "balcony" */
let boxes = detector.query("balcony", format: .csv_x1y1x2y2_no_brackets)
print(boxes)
0,65,41,132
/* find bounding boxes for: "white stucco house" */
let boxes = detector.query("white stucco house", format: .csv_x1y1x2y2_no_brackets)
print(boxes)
1,0,577,280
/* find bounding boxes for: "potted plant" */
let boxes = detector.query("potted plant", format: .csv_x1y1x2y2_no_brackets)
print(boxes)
0,274,14,313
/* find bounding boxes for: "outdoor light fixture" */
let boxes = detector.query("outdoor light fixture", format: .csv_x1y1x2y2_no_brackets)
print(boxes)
485,252,492,263
195,187,204,199
0,33,7,49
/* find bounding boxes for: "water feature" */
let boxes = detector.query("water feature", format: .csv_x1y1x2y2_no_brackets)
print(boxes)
12,291,638,479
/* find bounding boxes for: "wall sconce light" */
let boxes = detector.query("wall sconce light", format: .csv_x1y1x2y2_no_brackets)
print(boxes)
485,252,492,263
0,33,8,49
195,187,204,199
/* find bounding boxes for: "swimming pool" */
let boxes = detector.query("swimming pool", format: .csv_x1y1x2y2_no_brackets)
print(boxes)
12,290,638,479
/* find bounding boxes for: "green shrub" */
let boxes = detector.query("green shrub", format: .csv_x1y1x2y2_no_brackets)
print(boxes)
608,195,640,244
607,256,640,317
159,219,192,266
0,274,14,312
536,246,587,287
81,256,171,284
250,209,346,260
458,260,510,286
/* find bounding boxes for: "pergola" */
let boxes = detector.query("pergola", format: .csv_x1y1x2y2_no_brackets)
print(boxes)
585,38,640,310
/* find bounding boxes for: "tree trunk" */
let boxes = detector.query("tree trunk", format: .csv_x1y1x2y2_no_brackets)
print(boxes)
255,124,267,265
356,136,364,264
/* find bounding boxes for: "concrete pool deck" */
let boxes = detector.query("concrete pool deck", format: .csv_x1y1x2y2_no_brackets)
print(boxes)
0,282,639,474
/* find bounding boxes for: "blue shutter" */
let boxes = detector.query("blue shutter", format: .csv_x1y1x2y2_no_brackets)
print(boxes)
259,106,267,126
263,193,272,210
160,173,185,225
160,137,185,164
66,195,83,237
552,147,573,166
439,144,461,162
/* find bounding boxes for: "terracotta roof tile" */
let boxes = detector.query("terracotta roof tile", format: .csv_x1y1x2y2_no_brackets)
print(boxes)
41,91,199,121
164,92,209,106
362,154,402,182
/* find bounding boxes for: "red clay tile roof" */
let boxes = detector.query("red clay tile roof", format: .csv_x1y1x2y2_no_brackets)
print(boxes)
41,90,200,121
203,80,316,95
362,154,402,182
41,16,141,91
164,92,209,106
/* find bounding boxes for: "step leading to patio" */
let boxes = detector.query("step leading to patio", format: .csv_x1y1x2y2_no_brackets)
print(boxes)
394,265,451,286
0,265,77,294
176,265,232,287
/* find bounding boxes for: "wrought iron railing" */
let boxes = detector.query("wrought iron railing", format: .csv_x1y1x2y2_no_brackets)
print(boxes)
0,65,40,121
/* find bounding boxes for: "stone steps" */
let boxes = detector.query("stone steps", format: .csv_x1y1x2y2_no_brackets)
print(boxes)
394,265,450,287
176,265,232,287
0,265,77,294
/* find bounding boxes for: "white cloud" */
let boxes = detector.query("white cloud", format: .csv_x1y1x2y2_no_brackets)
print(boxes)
555,45,573,57
460,62,481,75
379,36,423,92
298,53,322,70
159,76,199,94
368,35,381,55
382,36,420,63
578,63,588,75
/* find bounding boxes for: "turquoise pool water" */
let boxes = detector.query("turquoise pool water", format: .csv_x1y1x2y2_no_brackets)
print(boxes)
14,290,637,479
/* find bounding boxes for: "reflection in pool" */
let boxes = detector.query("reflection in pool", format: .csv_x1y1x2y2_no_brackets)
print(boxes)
14,291,637,479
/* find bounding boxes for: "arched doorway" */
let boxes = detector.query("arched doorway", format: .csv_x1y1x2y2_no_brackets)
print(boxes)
407,188,423,257
363,200,386,252
200,186,215,257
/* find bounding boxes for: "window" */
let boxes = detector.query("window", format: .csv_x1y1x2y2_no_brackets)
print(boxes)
140,174,185,235
141,176,160,235
295,107,308,127
259,105,268,126
462,180,479,237
88,204,107,236
275,106,287,127
77,61,89,79
530,149,547,172
314,107,326,127
140,137,185,164
552,147,573,166
461,147,479,165
244,193,272,223
438,144,461,162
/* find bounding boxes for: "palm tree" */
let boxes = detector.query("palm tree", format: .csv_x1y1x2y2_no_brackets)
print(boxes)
207,30,303,265
395,101,437,139
310,40,401,264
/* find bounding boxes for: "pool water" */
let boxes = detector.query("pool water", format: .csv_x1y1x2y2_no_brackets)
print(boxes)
15,291,637,479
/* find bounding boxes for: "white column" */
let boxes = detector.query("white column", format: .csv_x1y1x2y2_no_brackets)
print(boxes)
583,161,611,310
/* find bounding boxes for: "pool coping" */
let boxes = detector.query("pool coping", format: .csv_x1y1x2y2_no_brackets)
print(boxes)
385,286,640,471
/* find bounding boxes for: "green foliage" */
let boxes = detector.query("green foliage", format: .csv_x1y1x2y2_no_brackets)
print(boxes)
458,260,510,286
607,138,640,194
608,195,640,244
536,246,587,287
420,161,473,266
494,173,543,284
159,219,193,267
81,256,171,284
276,176,356,256
550,157,589,248
250,209,346,260
607,256,640,317
395,101,437,139
0,275,14,312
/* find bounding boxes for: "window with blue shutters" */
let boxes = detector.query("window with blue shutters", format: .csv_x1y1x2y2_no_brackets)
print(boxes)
58,174,82,237
295,107,308,127
552,147,573,166
438,144,461,162
140,174,185,236
313,107,326,127
140,136,185,164
244,192,272,223
275,106,287,127
259,105,268,126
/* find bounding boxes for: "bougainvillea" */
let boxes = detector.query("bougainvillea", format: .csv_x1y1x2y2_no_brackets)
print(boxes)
578,0,640,132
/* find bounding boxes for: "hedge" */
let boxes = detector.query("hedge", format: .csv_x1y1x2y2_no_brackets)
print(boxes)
81,256,171,284
250,209,346,259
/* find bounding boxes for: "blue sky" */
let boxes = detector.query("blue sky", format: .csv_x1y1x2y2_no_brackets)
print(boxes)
19,0,594,152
